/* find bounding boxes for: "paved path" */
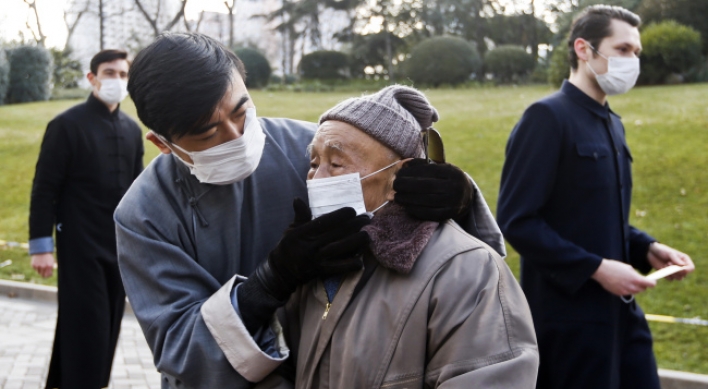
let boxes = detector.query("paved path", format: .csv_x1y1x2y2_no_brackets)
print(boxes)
0,295,161,389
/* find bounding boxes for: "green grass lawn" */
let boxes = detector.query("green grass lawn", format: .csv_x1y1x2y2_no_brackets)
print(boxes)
1,84,707,373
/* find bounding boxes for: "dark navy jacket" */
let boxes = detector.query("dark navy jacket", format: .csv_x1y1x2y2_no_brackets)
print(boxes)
497,81,655,325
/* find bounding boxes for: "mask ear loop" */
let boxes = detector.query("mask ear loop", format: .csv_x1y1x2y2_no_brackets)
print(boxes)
361,159,403,217
369,201,389,214
360,159,401,181
584,41,609,77
587,43,608,60
152,131,195,168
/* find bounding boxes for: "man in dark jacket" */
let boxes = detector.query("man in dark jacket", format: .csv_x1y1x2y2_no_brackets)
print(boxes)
497,5,695,389
29,49,144,389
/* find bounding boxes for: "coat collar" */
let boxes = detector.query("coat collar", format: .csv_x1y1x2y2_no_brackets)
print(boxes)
86,92,121,119
560,80,619,119
363,203,438,274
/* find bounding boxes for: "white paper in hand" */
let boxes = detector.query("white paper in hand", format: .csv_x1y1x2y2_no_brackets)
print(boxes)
646,265,686,281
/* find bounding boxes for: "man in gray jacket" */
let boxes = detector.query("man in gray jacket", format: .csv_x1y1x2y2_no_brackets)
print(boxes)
115,33,493,388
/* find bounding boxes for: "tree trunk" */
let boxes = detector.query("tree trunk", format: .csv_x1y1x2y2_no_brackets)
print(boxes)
530,0,538,60
99,0,104,50
288,28,296,75
224,1,236,48
384,19,394,82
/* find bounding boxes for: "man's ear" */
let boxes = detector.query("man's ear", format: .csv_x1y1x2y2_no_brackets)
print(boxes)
574,38,591,63
87,72,98,87
146,132,172,155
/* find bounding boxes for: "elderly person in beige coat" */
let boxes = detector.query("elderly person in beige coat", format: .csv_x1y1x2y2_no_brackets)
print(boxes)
260,85,539,388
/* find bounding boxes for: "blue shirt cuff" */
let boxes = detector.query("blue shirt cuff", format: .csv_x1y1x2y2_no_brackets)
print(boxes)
231,283,281,358
29,237,54,255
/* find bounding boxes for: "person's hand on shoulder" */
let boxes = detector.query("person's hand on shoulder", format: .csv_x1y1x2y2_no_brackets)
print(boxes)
393,159,473,222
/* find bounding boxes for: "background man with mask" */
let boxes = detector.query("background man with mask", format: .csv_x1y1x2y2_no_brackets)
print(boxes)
497,5,695,389
114,33,491,388
29,49,144,388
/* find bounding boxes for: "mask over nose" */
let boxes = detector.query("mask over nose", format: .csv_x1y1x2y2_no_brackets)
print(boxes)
96,78,129,105
586,44,640,96
153,107,266,185
307,159,399,219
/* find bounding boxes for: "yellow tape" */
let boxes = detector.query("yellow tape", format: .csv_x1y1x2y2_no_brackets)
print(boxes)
0,239,30,250
646,314,678,324
646,314,708,326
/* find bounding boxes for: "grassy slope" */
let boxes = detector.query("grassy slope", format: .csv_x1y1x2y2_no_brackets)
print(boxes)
0,84,706,372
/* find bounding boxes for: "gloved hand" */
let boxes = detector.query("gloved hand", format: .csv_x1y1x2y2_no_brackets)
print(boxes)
238,198,370,334
393,158,473,222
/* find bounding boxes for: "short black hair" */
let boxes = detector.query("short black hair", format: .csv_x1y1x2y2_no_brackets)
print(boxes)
90,49,129,75
567,5,641,70
128,33,247,141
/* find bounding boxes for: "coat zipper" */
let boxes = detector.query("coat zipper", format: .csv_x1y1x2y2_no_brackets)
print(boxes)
322,279,341,320
322,302,332,320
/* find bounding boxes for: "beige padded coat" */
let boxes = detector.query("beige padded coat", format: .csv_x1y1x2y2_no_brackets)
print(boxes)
260,220,539,389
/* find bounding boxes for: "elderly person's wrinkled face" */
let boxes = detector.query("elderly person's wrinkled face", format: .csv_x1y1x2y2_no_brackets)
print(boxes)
308,120,402,212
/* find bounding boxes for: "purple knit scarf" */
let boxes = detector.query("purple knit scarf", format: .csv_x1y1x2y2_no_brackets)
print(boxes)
362,203,438,274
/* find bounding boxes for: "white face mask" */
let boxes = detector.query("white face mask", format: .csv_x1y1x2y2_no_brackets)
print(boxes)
307,159,399,219
154,107,266,185
586,45,640,96
96,78,129,105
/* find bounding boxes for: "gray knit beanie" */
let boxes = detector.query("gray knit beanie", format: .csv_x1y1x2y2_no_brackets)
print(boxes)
318,85,439,158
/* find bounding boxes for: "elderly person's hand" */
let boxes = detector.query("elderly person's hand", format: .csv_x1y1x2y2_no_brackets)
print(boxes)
393,159,473,222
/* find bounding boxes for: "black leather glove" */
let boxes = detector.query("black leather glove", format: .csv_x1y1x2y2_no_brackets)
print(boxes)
393,158,473,222
238,198,370,334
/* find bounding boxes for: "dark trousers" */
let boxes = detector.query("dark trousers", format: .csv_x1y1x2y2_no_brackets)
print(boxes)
45,244,125,389
536,301,660,389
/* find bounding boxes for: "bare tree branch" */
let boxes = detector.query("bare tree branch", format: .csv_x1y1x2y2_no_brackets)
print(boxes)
183,10,205,33
64,0,91,50
195,10,205,32
183,10,191,32
134,0,159,34
164,0,187,32
135,0,188,37
24,0,46,47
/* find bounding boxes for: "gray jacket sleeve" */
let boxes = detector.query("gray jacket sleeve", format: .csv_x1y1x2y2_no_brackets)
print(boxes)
115,216,288,387
455,174,507,257
424,250,538,388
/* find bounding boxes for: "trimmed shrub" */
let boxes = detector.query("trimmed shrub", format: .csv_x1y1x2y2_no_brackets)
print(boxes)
405,36,482,87
0,49,9,105
51,48,83,89
299,50,350,81
548,46,570,87
234,48,271,89
640,21,703,85
8,45,53,104
284,74,298,84
484,45,536,84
